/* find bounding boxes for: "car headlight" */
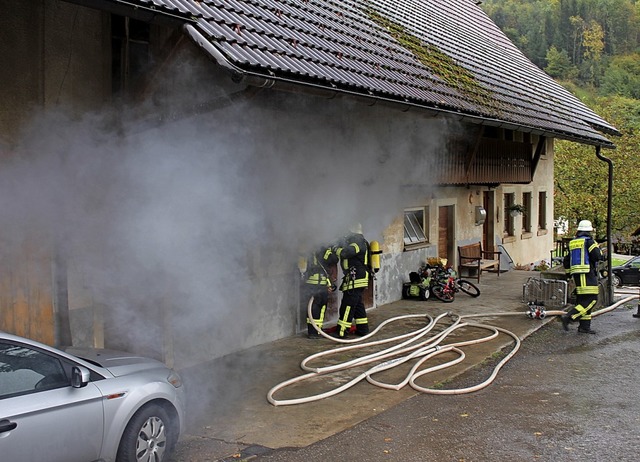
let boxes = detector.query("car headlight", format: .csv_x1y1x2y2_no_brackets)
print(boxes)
167,370,183,388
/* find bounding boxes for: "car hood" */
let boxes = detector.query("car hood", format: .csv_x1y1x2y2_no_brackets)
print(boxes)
64,346,169,377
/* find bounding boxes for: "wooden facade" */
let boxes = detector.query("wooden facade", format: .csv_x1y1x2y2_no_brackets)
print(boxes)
0,234,55,345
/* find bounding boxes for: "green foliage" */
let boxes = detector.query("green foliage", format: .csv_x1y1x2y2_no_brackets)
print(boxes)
601,54,640,99
555,94,640,237
545,46,578,79
481,0,640,92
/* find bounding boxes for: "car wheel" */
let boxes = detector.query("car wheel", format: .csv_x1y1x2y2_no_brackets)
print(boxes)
116,403,173,462
420,287,430,301
612,274,622,288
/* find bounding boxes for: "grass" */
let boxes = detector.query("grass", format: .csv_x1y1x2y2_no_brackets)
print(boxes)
611,257,626,267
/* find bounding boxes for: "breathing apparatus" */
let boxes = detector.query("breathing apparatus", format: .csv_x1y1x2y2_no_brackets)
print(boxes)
297,255,308,279
369,240,382,274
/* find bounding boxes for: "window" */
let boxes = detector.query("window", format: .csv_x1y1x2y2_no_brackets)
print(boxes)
404,207,429,247
112,16,151,98
538,191,547,230
0,342,68,399
523,192,532,233
504,129,514,141
503,193,515,237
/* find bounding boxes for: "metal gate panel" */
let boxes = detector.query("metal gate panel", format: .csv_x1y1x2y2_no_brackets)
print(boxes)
522,277,567,309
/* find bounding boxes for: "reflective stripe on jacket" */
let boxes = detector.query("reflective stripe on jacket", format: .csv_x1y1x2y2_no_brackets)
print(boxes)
568,237,591,274
337,233,369,290
306,247,337,286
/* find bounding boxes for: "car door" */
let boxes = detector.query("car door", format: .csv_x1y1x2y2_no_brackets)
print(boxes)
626,258,640,285
0,341,105,462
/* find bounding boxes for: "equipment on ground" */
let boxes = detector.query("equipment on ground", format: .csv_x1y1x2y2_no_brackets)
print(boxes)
402,261,480,302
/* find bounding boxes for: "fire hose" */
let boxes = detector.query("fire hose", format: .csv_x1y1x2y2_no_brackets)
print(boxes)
266,293,639,406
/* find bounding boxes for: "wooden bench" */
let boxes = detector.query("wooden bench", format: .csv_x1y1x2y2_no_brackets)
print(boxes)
457,242,502,282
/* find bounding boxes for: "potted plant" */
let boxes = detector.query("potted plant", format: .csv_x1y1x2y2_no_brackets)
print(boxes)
507,204,526,217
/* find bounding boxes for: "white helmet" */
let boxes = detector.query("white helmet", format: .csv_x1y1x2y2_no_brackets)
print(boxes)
577,220,593,232
349,223,363,234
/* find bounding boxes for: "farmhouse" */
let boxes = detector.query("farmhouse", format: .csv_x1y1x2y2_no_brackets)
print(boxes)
0,0,617,367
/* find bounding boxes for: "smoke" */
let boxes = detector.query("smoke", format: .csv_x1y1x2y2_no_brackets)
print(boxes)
0,89,447,365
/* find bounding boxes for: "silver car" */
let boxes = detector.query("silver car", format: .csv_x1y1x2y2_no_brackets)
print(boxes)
0,331,186,462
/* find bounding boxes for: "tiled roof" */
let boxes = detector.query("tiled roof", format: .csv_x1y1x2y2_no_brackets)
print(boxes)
107,0,619,146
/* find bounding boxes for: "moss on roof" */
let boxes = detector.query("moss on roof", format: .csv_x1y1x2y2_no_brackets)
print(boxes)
366,8,498,115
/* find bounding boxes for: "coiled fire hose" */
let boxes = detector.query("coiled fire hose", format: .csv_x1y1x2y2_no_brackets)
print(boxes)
266,294,639,406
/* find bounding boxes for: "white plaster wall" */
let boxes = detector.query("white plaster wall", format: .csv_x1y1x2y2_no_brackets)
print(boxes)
496,138,555,269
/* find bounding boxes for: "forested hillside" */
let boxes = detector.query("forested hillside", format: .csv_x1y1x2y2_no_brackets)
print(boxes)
482,0,640,241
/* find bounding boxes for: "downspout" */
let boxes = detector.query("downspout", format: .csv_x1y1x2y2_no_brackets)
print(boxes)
595,145,614,305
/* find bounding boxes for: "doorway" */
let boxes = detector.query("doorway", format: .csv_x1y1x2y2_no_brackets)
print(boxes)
438,205,455,266
483,191,496,252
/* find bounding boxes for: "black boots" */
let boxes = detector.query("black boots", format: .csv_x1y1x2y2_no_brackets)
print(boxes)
561,308,596,334
577,327,596,334
561,307,579,331
578,320,596,334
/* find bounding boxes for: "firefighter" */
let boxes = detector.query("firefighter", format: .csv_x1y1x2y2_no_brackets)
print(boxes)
334,224,371,338
562,220,603,334
301,245,338,339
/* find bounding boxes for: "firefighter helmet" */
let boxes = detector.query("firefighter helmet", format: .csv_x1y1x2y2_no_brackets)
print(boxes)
349,223,363,234
577,220,593,232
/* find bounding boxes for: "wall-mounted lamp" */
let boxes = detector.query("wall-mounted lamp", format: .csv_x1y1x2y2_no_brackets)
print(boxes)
475,206,486,226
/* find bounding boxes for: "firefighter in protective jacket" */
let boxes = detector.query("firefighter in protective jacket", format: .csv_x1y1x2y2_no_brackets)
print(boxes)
302,245,338,338
334,224,371,337
562,220,602,334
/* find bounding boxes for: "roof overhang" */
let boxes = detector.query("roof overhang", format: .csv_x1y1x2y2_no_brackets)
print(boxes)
185,24,616,149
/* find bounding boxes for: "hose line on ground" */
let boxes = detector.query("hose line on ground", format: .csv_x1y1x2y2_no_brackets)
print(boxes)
266,294,639,406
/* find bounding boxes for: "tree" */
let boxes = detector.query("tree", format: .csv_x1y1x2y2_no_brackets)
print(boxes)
481,0,640,93
601,53,640,99
569,15,585,66
582,20,605,85
554,139,608,235
555,95,640,238
545,46,577,79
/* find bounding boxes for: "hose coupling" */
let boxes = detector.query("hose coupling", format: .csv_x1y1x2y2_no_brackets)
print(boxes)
526,302,546,320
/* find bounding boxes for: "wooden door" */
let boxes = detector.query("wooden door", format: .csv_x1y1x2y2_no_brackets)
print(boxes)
438,205,454,266
483,191,496,253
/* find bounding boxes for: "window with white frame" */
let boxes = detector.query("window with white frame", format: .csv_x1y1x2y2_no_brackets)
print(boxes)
404,207,429,247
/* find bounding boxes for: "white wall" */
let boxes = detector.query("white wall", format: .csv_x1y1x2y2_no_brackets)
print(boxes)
495,138,555,269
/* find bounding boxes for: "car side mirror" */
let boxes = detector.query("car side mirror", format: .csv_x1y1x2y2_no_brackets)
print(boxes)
71,366,90,388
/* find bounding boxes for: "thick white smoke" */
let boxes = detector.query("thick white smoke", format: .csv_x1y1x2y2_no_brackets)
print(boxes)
0,90,447,363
